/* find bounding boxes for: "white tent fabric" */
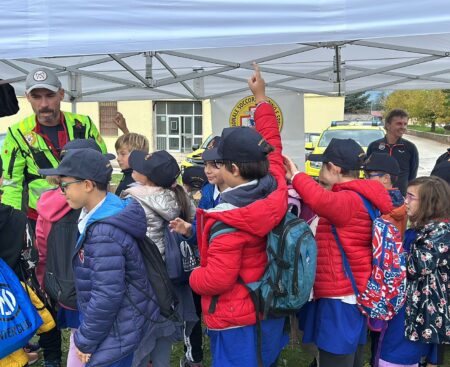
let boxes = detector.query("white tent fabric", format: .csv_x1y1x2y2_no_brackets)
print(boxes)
1,0,450,101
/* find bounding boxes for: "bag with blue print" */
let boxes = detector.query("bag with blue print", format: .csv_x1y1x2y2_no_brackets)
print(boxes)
0,258,42,359
332,195,407,321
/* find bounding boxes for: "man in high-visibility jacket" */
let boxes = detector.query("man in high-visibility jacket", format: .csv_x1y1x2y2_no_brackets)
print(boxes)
1,67,107,225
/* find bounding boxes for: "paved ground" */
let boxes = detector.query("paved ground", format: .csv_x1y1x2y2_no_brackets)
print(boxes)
404,134,448,176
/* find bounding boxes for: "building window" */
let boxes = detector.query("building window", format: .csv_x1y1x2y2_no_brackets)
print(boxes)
155,101,203,152
99,102,118,136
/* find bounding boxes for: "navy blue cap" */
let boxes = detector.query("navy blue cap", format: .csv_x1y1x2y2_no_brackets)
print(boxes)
206,136,221,150
308,138,365,170
62,138,115,160
202,127,268,162
363,153,400,176
182,166,207,190
39,149,113,184
129,150,180,188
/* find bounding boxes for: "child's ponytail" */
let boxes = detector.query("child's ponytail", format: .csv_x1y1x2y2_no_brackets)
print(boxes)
170,184,192,222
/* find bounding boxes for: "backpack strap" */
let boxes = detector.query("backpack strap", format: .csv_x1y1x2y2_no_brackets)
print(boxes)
207,221,238,314
208,221,237,242
331,225,359,297
356,193,380,221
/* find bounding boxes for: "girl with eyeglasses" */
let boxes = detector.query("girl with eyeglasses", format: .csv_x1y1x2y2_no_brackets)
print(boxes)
376,176,450,367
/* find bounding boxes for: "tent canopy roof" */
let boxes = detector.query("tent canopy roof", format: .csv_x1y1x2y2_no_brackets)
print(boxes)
2,0,450,101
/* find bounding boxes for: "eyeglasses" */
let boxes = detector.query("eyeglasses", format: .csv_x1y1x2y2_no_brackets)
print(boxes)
405,192,418,202
59,180,83,193
364,172,387,179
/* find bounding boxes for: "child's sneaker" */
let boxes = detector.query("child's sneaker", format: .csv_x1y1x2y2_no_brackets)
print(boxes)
26,352,39,365
23,343,41,353
180,356,203,367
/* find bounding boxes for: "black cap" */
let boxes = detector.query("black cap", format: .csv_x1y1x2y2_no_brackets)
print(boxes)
363,153,400,176
206,136,221,150
308,138,365,170
431,160,450,185
62,138,116,160
39,149,113,184
182,166,207,190
129,150,180,188
202,127,268,162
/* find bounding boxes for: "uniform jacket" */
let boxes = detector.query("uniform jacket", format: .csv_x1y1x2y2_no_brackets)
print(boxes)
189,103,287,329
122,185,196,259
405,220,450,344
73,193,159,367
291,174,393,299
1,112,106,213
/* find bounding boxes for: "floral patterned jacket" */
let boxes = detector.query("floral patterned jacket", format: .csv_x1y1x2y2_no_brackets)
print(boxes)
405,220,450,344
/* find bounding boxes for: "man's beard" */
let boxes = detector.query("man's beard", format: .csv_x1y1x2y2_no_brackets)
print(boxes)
37,109,58,124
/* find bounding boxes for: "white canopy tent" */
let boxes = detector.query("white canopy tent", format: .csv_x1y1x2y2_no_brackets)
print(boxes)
1,0,450,102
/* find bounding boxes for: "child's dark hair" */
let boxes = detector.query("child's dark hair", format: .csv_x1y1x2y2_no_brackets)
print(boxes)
325,163,360,179
224,160,270,180
408,176,450,228
170,184,192,222
223,141,275,180
94,181,109,192
72,177,109,192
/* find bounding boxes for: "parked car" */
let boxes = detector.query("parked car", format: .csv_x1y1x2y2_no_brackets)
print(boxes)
180,134,215,173
305,120,385,178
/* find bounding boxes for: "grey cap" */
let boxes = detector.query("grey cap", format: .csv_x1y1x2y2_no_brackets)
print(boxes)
26,68,62,93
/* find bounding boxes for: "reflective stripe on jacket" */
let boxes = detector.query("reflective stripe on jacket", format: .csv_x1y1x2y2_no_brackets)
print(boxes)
1,112,106,211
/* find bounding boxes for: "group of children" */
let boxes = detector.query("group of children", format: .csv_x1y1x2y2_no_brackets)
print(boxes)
0,64,449,367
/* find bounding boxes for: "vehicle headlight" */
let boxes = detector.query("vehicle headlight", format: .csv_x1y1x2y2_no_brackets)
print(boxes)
310,161,323,169
186,158,194,164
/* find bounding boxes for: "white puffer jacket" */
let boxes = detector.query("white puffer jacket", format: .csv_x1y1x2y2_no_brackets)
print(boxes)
123,184,196,258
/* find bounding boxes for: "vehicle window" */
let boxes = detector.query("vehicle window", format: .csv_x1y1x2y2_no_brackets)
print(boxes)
200,135,214,149
318,129,385,147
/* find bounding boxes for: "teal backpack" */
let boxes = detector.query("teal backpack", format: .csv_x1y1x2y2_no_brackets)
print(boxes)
209,212,317,366
209,211,317,318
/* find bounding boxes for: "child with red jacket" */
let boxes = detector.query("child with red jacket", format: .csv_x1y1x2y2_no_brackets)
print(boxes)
284,139,393,367
189,64,288,366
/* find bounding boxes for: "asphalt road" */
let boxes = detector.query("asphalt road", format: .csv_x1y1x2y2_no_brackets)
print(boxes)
404,134,449,177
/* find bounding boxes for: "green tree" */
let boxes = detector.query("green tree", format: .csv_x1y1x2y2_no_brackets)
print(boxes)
384,90,450,132
344,92,371,113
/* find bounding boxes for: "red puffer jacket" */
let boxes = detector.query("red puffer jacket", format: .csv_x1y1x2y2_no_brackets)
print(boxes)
292,174,393,299
189,103,287,329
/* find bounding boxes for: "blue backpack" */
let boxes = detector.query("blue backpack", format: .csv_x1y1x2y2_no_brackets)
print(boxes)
0,259,43,359
209,211,317,318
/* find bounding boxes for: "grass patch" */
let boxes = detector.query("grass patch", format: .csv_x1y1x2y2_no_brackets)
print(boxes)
30,329,450,366
408,125,450,135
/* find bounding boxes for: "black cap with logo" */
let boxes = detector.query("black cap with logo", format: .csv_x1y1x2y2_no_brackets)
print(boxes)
182,166,207,190
39,149,113,184
129,150,180,188
202,127,269,162
308,138,365,170
61,138,116,160
363,153,400,176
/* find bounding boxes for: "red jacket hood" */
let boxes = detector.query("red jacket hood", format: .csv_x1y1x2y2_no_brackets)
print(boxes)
37,189,72,223
333,179,393,215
